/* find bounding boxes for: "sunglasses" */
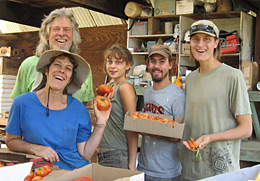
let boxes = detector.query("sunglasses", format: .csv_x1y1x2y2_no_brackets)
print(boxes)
190,25,216,36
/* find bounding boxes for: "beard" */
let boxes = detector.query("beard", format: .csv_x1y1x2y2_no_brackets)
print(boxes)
151,69,169,83
51,36,71,51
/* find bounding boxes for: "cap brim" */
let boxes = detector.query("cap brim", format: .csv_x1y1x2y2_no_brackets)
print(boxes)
147,51,169,60
189,31,216,37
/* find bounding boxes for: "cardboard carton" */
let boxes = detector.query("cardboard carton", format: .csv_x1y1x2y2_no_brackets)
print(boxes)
182,43,190,55
44,163,144,181
176,0,194,15
200,164,260,181
0,47,25,58
124,111,185,139
0,57,24,75
0,148,54,169
241,61,259,90
154,0,176,16
0,162,33,180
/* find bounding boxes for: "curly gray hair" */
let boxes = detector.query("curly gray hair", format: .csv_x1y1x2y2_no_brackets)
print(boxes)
35,8,81,56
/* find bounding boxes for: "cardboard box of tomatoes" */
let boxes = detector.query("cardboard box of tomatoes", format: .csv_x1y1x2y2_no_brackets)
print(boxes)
123,111,185,139
44,163,144,181
0,148,54,169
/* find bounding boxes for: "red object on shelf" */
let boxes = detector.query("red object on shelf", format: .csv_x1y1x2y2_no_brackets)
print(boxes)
221,34,239,54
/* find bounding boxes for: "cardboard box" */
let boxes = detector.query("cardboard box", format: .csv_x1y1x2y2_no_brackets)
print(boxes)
241,61,259,90
200,164,260,181
176,0,194,15
0,162,33,180
45,163,144,181
131,21,148,35
0,148,54,169
124,111,185,138
0,47,25,58
0,57,23,75
154,0,176,16
182,43,190,54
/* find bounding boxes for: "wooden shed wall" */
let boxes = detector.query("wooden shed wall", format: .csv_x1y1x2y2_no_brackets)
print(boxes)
0,24,128,91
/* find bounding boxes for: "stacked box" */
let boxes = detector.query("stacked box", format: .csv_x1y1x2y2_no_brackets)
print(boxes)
0,75,16,113
154,0,176,16
0,57,23,75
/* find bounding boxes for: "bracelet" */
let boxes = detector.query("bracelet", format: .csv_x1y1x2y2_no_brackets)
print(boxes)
95,123,106,127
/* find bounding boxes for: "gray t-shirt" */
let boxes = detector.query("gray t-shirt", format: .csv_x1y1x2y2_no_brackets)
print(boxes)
180,63,252,180
137,83,186,178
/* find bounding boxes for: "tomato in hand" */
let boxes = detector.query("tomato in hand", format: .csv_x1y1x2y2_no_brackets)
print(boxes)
73,176,93,181
96,84,113,96
95,96,110,111
35,167,48,177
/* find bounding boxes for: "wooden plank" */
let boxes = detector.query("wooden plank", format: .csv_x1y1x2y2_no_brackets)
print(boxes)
0,0,50,27
249,91,260,140
240,140,260,162
249,91,260,102
0,119,7,126
250,102,260,140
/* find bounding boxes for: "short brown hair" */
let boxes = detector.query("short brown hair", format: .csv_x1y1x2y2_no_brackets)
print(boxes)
103,44,133,74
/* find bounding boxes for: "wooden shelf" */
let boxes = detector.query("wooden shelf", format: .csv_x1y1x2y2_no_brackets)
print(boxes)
136,11,243,21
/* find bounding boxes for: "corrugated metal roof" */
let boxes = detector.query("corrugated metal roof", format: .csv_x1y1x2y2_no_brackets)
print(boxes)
0,7,126,34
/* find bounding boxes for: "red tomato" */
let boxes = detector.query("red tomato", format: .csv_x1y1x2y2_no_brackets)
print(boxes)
24,176,32,181
139,113,149,119
73,176,93,181
95,96,110,111
149,116,156,120
132,112,139,116
28,170,35,179
43,165,52,174
35,167,48,177
32,176,43,181
0,161,5,167
97,84,113,96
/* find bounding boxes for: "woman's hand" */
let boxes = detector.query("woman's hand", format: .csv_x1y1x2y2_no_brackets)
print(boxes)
93,98,112,125
32,145,60,163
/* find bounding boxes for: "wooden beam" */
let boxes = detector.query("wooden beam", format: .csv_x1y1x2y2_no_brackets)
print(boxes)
69,0,129,19
0,0,51,27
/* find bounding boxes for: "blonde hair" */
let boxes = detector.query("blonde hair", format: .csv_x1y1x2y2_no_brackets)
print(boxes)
35,8,81,56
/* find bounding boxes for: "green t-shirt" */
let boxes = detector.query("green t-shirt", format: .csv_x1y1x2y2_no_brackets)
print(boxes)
179,63,251,180
10,55,95,102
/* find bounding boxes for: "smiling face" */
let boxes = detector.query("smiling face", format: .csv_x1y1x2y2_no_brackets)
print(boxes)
147,54,173,83
47,17,73,51
45,55,74,92
105,54,130,81
190,33,219,63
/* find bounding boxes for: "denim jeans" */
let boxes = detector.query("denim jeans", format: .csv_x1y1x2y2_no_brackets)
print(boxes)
145,174,182,181
97,149,129,169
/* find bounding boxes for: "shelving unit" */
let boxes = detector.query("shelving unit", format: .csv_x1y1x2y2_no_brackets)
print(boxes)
127,11,254,77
